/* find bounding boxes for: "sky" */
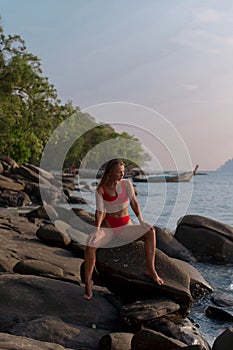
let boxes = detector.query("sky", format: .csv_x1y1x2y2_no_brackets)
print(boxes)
1,0,233,170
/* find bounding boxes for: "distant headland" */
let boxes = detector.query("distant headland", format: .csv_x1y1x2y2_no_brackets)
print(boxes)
217,158,233,171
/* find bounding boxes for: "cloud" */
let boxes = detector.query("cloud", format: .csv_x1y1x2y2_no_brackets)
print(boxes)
193,7,223,23
174,29,233,54
180,83,199,91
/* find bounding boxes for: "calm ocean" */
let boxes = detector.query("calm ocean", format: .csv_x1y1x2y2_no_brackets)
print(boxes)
77,171,233,346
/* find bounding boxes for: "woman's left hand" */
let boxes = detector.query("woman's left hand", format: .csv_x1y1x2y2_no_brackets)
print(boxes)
140,220,152,230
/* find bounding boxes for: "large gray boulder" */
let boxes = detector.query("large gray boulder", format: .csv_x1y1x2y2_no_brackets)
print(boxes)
171,258,213,299
156,226,196,263
212,327,233,350
98,332,133,350
36,224,71,247
211,292,233,307
13,164,42,183
95,242,192,313
175,215,233,262
205,306,233,322
131,328,186,350
0,190,31,207
0,175,25,191
0,332,75,350
0,274,120,349
23,162,55,180
0,210,82,282
121,298,180,326
26,204,59,221
13,259,65,278
147,317,210,350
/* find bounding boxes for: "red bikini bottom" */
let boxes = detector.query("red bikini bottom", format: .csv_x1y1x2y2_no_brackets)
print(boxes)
105,214,130,235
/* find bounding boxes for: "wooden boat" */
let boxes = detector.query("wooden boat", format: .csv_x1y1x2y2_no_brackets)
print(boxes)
132,165,198,183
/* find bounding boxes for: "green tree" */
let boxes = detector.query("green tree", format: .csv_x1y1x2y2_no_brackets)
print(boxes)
64,123,150,169
0,25,77,164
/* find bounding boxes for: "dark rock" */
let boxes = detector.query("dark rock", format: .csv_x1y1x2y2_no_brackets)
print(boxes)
24,180,60,205
176,346,203,350
26,204,58,221
72,208,95,224
121,298,180,326
0,249,19,272
36,224,71,247
0,190,31,207
13,164,53,185
212,327,233,350
131,328,186,350
0,210,82,282
82,184,96,191
50,207,94,238
96,242,192,313
0,155,19,171
98,332,133,350
13,164,41,182
147,317,210,350
67,195,88,204
10,316,107,350
0,176,25,191
205,306,233,322
0,162,4,174
54,206,77,222
171,258,213,299
0,274,120,349
70,208,96,235
156,226,196,263
55,220,89,246
72,241,86,259
175,215,233,262
23,162,54,180
12,164,61,205
211,292,233,307
13,259,64,278
0,332,75,350
36,182,61,204
177,215,233,242
24,180,42,201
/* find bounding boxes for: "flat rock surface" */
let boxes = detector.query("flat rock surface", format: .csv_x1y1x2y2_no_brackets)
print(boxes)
0,274,120,349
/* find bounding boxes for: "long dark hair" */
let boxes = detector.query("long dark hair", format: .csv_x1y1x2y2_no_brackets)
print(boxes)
98,159,124,188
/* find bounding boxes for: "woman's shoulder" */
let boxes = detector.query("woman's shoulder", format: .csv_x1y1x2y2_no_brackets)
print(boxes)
122,179,133,190
122,178,132,184
96,185,104,195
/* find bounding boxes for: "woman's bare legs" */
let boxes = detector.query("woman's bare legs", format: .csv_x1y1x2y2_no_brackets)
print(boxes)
84,224,164,299
119,223,164,285
143,227,164,285
83,227,113,300
84,246,96,299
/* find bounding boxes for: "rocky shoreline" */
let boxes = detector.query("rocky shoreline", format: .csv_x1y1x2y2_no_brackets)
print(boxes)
0,156,232,349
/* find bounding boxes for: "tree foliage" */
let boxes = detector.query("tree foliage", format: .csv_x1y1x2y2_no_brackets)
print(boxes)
0,24,150,168
0,25,78,163
64,121,150,169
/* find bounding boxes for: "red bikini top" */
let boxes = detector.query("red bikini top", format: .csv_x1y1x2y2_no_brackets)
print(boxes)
102,181,128,203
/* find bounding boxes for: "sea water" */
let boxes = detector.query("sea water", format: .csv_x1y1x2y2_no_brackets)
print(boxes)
77,171,233,346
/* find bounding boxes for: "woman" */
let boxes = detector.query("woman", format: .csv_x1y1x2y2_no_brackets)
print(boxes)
84,159,164,299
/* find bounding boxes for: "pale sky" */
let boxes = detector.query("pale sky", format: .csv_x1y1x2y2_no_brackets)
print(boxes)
1,0,233,170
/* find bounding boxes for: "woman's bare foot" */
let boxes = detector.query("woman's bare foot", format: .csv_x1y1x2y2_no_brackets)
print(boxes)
83,280,93,300
144,270,164,285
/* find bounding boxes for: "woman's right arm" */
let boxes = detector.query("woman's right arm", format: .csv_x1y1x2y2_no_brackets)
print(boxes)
95,187,105,229
86,188,105,246
95,210,105,229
